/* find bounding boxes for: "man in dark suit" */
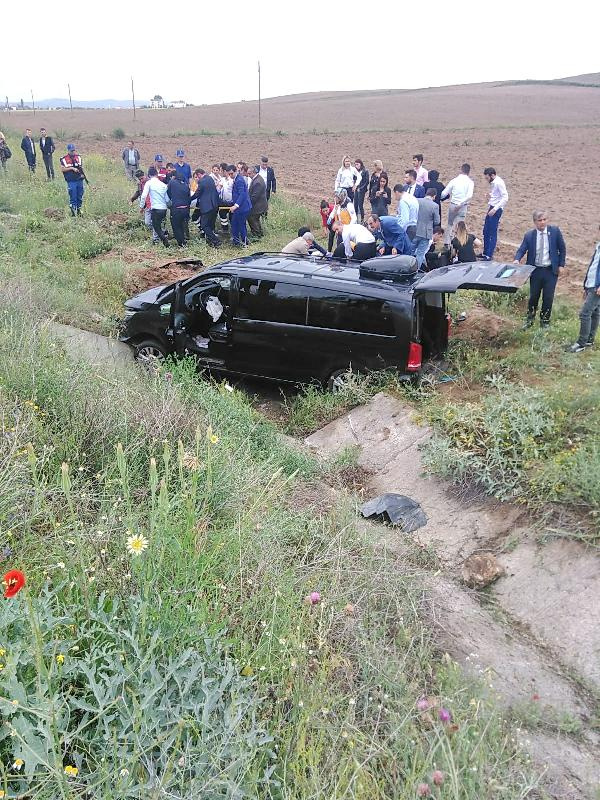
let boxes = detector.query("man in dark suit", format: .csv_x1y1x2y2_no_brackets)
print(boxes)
247,166,268,238
514,210,567,328
258,156,276,202
189,165,222,247
20,129,36,173
39,128,55,180
403,170,426,198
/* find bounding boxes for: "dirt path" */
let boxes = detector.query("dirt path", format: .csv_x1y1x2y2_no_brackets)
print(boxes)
305,393,600,799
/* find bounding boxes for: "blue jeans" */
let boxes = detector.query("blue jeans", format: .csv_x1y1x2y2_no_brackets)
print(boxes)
482,207,502,258
413,236,431,268
528,267,558,321
67,179,84,209
577,288,600,346
231,209,248,244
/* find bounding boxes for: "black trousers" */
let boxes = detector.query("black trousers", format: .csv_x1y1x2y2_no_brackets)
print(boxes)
528,267,558,320
332,241,377,261
201,209,221,245
26,158,36,173
406,225,416,241
42,153,54,179
247,212,263,237
354,188,366,221
170,208,189,246
151,209,169,246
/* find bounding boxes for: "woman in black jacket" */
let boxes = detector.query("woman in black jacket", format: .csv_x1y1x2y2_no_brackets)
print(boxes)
353,158,369,223
368,159,384,205
369,172,391,217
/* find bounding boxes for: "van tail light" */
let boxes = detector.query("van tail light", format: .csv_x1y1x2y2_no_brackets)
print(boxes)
407,341,422,372
446,313,452,338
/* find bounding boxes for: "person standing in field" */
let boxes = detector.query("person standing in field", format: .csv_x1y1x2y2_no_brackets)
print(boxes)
327,189,357,252
353,159,369,224
167,171,191,248
189,165,222,247
140,166,170,247
334,155,360,200
0,132,12,173
369,160,384,207
122,140,140,181
440,163,474,244
568,229,600,352
412,154,428,186
60,144,85,217
403,170,425,198
481,167,508,260
39,128,55,180
413,189,441,268
451,221,481,263
423,169,445,214
247,165,268,239
174,150,192,185
20,129,36,173
130,169,157,242
230,163,252,246
369,173,391,217
513,210,566,329
258,156,276,203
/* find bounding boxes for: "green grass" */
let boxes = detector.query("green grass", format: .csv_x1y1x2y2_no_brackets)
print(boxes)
0,152,541,797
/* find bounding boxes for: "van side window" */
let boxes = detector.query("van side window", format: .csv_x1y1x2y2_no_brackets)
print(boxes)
236,278,307,325
307,289,395,335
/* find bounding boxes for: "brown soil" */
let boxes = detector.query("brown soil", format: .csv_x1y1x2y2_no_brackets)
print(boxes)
124,259,204,295
453,304,518,342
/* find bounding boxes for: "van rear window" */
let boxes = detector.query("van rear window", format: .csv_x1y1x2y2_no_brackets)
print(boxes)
307,289,395,335
237,278,307,325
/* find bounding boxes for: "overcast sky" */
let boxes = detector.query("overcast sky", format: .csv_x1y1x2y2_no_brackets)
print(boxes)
4,0,598,104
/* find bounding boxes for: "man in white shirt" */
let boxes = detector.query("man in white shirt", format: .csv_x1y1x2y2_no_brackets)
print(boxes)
440,163,474,243
393,184,411,230
331,221,376,260
569,229,600,352
482,167,508,260
412,154,428,186
140,167,170,247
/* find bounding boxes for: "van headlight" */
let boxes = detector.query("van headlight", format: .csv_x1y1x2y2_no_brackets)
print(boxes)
123,309,137,320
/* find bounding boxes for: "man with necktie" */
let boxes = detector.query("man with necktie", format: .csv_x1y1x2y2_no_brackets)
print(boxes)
513,210,567,328
39,127,56,180
20,129,36,173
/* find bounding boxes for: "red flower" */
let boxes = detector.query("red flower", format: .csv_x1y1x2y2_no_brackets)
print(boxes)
3,570,26,598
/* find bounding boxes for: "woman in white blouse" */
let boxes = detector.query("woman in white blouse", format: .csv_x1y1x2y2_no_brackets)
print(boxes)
334,155,360,200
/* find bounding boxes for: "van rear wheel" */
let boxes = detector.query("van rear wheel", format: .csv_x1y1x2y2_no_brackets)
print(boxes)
134,339,167,368
327,367,355,393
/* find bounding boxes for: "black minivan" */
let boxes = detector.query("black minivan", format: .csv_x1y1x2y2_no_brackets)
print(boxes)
119,254,533,388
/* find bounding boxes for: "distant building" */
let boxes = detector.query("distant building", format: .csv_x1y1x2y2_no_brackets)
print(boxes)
150,94,166,109
170,100,186,109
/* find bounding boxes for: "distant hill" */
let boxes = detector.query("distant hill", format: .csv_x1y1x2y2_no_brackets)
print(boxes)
12,99,150,109
556,73,600,86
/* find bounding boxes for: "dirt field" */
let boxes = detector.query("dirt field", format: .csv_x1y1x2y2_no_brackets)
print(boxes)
6,79,600,270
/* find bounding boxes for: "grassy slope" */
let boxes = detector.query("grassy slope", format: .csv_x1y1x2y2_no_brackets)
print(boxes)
0,145,541,797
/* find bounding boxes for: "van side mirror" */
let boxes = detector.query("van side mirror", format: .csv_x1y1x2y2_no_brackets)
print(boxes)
159,303,171,316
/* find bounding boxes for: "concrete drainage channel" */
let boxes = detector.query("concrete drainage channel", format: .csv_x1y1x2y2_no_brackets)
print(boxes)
49,322,600,798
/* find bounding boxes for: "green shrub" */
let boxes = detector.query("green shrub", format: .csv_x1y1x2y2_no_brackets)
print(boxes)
112,127,126,140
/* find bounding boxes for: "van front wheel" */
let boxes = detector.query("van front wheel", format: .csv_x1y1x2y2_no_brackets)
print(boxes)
134,339,167,368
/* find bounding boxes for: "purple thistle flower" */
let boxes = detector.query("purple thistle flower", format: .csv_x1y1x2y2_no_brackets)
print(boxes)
416,697,429,712
439,707,452,723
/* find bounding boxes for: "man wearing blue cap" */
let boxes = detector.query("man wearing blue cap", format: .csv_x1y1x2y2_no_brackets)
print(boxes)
174,150,192,185
60,144,85,216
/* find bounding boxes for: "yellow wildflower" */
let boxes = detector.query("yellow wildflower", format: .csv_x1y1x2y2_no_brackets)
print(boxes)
206,426,219,445
56,654,65,665
13,758,24,770
0,647,6,657
126,533,149,556
240,665,254,677
64,765,78,777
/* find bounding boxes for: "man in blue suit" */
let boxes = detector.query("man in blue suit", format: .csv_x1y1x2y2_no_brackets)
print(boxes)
230,163,252,246
366,214,415,256
190,165,222,247
513,210,566,328
403,170,426,199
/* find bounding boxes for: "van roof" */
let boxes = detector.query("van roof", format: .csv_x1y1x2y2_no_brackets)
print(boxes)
208,253,415,295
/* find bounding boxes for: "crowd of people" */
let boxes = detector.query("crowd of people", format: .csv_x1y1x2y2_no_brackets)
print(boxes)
124,142,276,249
2,127,598,352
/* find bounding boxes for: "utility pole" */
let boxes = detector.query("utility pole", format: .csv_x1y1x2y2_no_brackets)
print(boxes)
258,60,261,128
5,96,8,115
31,90,35,116
131,76,136,120
68,83,73,114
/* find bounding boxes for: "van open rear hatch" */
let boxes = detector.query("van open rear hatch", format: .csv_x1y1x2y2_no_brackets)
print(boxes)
412,261,534,294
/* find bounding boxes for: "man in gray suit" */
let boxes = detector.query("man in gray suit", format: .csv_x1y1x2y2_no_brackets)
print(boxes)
413,189,440,267
247,166,268,238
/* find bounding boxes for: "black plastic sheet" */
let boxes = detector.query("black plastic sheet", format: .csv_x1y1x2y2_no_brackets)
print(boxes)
361,493,427,532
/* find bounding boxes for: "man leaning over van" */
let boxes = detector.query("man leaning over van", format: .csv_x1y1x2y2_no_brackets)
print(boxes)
367,214,415,256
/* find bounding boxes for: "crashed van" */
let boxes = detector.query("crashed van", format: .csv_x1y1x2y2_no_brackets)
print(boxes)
119,253,533,390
